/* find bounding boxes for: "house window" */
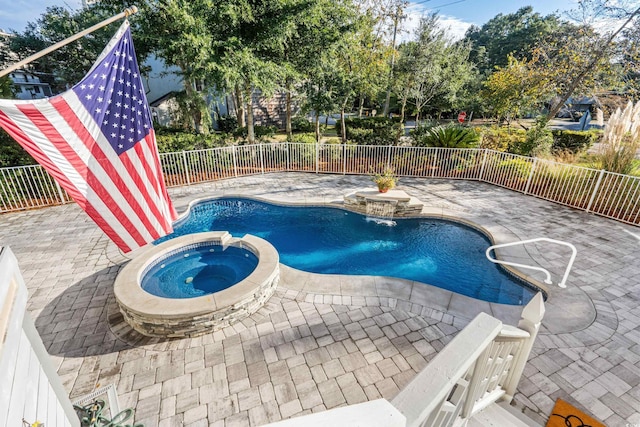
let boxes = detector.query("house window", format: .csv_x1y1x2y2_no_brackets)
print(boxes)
34,86,40,93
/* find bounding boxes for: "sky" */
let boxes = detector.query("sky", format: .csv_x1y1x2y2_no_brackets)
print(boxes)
403,0,582,40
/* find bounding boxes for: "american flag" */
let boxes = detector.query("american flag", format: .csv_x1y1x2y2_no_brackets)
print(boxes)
0,21,177,253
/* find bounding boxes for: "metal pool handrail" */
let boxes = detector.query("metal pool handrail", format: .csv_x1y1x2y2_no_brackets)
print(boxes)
486,238,577,288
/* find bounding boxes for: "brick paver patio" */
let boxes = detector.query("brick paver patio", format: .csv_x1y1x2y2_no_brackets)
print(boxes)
1,173,640,426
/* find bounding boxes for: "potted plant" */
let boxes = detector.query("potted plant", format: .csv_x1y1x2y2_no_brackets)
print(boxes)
371,167,397,193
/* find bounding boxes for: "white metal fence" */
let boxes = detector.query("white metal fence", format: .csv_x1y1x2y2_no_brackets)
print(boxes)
2,143,639,226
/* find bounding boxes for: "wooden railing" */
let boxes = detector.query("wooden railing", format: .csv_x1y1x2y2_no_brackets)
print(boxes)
391,293,544,427
1,143,639,226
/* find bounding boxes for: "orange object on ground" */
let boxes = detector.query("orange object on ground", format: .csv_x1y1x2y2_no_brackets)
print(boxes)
546,398,606,427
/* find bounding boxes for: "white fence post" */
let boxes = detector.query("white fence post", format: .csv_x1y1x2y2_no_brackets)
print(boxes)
387,145,393,169
286,142,290,171
430,148,437,178
478,149,488,182
259,144,265,174
54,180,66,204
181,150,191,186
232,145,238,177
586,169,606,213
503,293,545,402
343,144,347,175
523,157,538,195
315,143,320,174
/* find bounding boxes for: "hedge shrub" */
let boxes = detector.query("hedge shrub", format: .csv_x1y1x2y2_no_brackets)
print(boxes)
479,126,526,152
217,115,238,133
551,130,600,153
291,116,315,133
0,128,35,167
336,117,403,145
509,124,553,157
233,125,278,141
155,128,227,152
291,133,317,144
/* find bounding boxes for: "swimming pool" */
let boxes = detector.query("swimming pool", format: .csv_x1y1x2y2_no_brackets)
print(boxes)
157,198,538,305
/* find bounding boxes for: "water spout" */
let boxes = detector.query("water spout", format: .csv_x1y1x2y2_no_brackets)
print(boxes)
365,199,397,220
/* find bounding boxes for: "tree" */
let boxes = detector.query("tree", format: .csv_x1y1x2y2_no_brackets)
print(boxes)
542,5,640,120
280,0,355,140
328,13,391,142
349,12,391,118
393,41,419,122
396,15,474,124
201,0,318,143
303,57,342,141
145,0,212,133
482,54,551,124
0,34,15,98
464,6,565,75
473,2,631,124
9,5,130,94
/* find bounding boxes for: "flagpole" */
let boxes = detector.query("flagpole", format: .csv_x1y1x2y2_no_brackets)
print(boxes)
0,6,138,79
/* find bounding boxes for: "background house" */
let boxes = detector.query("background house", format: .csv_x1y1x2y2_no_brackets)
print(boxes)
7,70,53,100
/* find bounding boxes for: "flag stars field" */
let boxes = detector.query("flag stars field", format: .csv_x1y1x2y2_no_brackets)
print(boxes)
0,21,177,252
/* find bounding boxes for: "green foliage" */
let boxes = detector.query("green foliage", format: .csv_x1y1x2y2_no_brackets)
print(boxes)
371,166,397,191
464,6,565,74
411,124,480,148
551,130,600,154
291,116,314,133
217,115,238,133
408,121,436,143
482,54,551,123
154,128,227,153
290,132,317,144
10,4,130,93
510,122,553,156
335,117,402,145
0,76,14,98
495,158,532,178
233,125,277,141
0,129,35,167
540,24,620,121
254,125,278,140
173,90,212,134
395,15,475,122
479,126,526,152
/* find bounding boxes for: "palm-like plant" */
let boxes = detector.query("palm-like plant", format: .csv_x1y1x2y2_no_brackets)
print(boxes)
412,124,480,148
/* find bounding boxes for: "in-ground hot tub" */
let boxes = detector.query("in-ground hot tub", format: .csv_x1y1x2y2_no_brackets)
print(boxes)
114,231,279,338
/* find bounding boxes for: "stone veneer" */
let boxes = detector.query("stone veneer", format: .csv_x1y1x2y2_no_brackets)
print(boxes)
344,189,424,217
114,231,279,338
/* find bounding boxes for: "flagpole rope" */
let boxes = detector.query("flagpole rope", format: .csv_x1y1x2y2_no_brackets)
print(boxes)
0,6,139,79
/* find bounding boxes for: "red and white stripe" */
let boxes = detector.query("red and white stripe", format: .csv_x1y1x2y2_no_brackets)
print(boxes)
0,92,176,253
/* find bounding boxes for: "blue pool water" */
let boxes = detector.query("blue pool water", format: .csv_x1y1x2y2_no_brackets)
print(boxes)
157,198,538,305
142,245,258,298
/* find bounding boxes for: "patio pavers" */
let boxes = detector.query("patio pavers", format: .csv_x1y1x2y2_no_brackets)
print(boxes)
1,172,640,426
